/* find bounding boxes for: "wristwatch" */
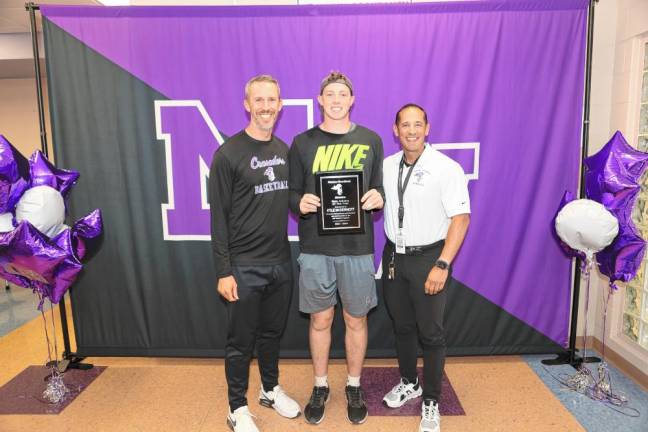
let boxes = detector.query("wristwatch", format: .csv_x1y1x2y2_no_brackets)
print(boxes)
434,259,449,270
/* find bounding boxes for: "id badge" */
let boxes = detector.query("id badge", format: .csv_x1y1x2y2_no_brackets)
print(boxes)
395,231,406,254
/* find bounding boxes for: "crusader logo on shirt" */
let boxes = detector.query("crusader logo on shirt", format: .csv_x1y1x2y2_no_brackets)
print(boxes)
412,169,428,186
250,155,286,169
264,167,275,181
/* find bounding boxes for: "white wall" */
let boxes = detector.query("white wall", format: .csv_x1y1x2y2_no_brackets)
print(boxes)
585,0,648,376
575,1,617,346
0,78,48,158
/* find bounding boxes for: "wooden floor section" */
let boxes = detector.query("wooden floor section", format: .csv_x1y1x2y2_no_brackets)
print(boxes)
0,303,583,432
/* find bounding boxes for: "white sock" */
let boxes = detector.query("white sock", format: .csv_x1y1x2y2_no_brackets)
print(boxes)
315,375,328,388
347,375,361,387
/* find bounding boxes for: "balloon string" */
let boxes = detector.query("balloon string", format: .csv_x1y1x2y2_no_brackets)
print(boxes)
49,299,60,366
39,295,69,404
543,365,640,417
580,257,593,360
602,286,612,360
36,288,45,311
39,294,54,369
549,257,638,417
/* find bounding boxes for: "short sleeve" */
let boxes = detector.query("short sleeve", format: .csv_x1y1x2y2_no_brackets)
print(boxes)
441,162,471,217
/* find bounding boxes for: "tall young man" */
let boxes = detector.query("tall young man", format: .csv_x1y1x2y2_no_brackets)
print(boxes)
381,104,470,432
210,75,301,432
288,71,384,425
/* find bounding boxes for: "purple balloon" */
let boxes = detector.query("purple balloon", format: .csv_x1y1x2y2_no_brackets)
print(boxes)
47,210,102,302
601,192,615,207
597,228,647,284
0,210,102,305
72,209,103,239
584,131,648,286
585,131,648,182
0,135,29,213
6,178,29,214
0,135,29,182
50,227,83,304
71,209,103,260
0,139,103,305
0,221,68,300
29,151,80,198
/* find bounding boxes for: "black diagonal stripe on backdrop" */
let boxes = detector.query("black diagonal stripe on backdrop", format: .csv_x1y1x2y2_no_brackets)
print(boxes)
44,18,228,357
444,279,562,355
43,18,561,358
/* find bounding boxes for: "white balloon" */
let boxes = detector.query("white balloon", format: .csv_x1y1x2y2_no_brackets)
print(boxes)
555,199,619,258
0,212,13,233
53,224,70,237
15,185,65,238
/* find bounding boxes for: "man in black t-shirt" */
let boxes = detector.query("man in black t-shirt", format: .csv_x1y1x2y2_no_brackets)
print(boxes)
210,75,300,432
289,71,384,426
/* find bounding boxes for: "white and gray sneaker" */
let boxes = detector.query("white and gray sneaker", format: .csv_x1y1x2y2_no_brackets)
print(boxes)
420,399,441,432
227,406,259,432
382,377,423,408
259,385,301,418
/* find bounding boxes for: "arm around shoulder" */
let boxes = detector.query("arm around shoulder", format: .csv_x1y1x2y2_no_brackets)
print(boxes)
288,139,306,216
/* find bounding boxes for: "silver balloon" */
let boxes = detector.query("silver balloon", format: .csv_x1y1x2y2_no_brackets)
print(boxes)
15,185,65,238
555,199,619,259
0,212,13,233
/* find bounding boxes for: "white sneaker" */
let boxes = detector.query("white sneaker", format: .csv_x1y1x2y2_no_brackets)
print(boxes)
259,385,301,418
382,377,423,408
420,400,441,432
227,406,259,432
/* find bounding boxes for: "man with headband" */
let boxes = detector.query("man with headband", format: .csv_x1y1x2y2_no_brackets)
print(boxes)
289,71,384,425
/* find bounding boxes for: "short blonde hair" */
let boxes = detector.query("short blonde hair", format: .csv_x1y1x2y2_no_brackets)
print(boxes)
245,74,281,99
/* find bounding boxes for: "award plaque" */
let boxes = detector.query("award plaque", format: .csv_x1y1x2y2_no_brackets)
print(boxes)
315,170,365,235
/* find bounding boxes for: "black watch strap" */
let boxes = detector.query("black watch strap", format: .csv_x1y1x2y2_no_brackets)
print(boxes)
434,259,449,270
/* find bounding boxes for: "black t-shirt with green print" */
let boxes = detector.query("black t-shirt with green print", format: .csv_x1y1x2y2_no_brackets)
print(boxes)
288,124,384,256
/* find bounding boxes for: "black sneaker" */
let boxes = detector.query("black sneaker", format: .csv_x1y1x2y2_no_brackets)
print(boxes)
345,385,368,424
304,386,330,424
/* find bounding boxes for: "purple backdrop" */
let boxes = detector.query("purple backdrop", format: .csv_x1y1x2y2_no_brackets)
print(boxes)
41,0,587,346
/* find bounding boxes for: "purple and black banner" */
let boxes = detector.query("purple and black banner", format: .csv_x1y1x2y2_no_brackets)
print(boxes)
42,0,587,357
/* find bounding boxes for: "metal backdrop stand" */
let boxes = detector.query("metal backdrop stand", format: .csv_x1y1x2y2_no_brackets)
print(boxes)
542,0,602,369
26,1,598,367
25,1,92,372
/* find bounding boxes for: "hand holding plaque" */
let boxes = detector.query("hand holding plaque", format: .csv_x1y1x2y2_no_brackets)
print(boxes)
315,170,365,235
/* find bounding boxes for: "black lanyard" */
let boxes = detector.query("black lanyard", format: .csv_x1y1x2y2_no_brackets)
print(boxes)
397,154,421,230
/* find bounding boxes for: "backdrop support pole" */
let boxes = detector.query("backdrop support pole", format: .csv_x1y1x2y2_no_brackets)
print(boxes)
25,1,92,372
542,0,601,369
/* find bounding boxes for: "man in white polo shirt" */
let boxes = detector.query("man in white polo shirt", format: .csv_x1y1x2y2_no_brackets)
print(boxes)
381,104,470,432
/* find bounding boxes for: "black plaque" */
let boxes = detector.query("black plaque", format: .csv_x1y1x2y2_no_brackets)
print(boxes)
315,170,365,235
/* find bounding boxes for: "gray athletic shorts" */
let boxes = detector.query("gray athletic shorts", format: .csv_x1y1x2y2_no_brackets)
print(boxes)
297,253,378,317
